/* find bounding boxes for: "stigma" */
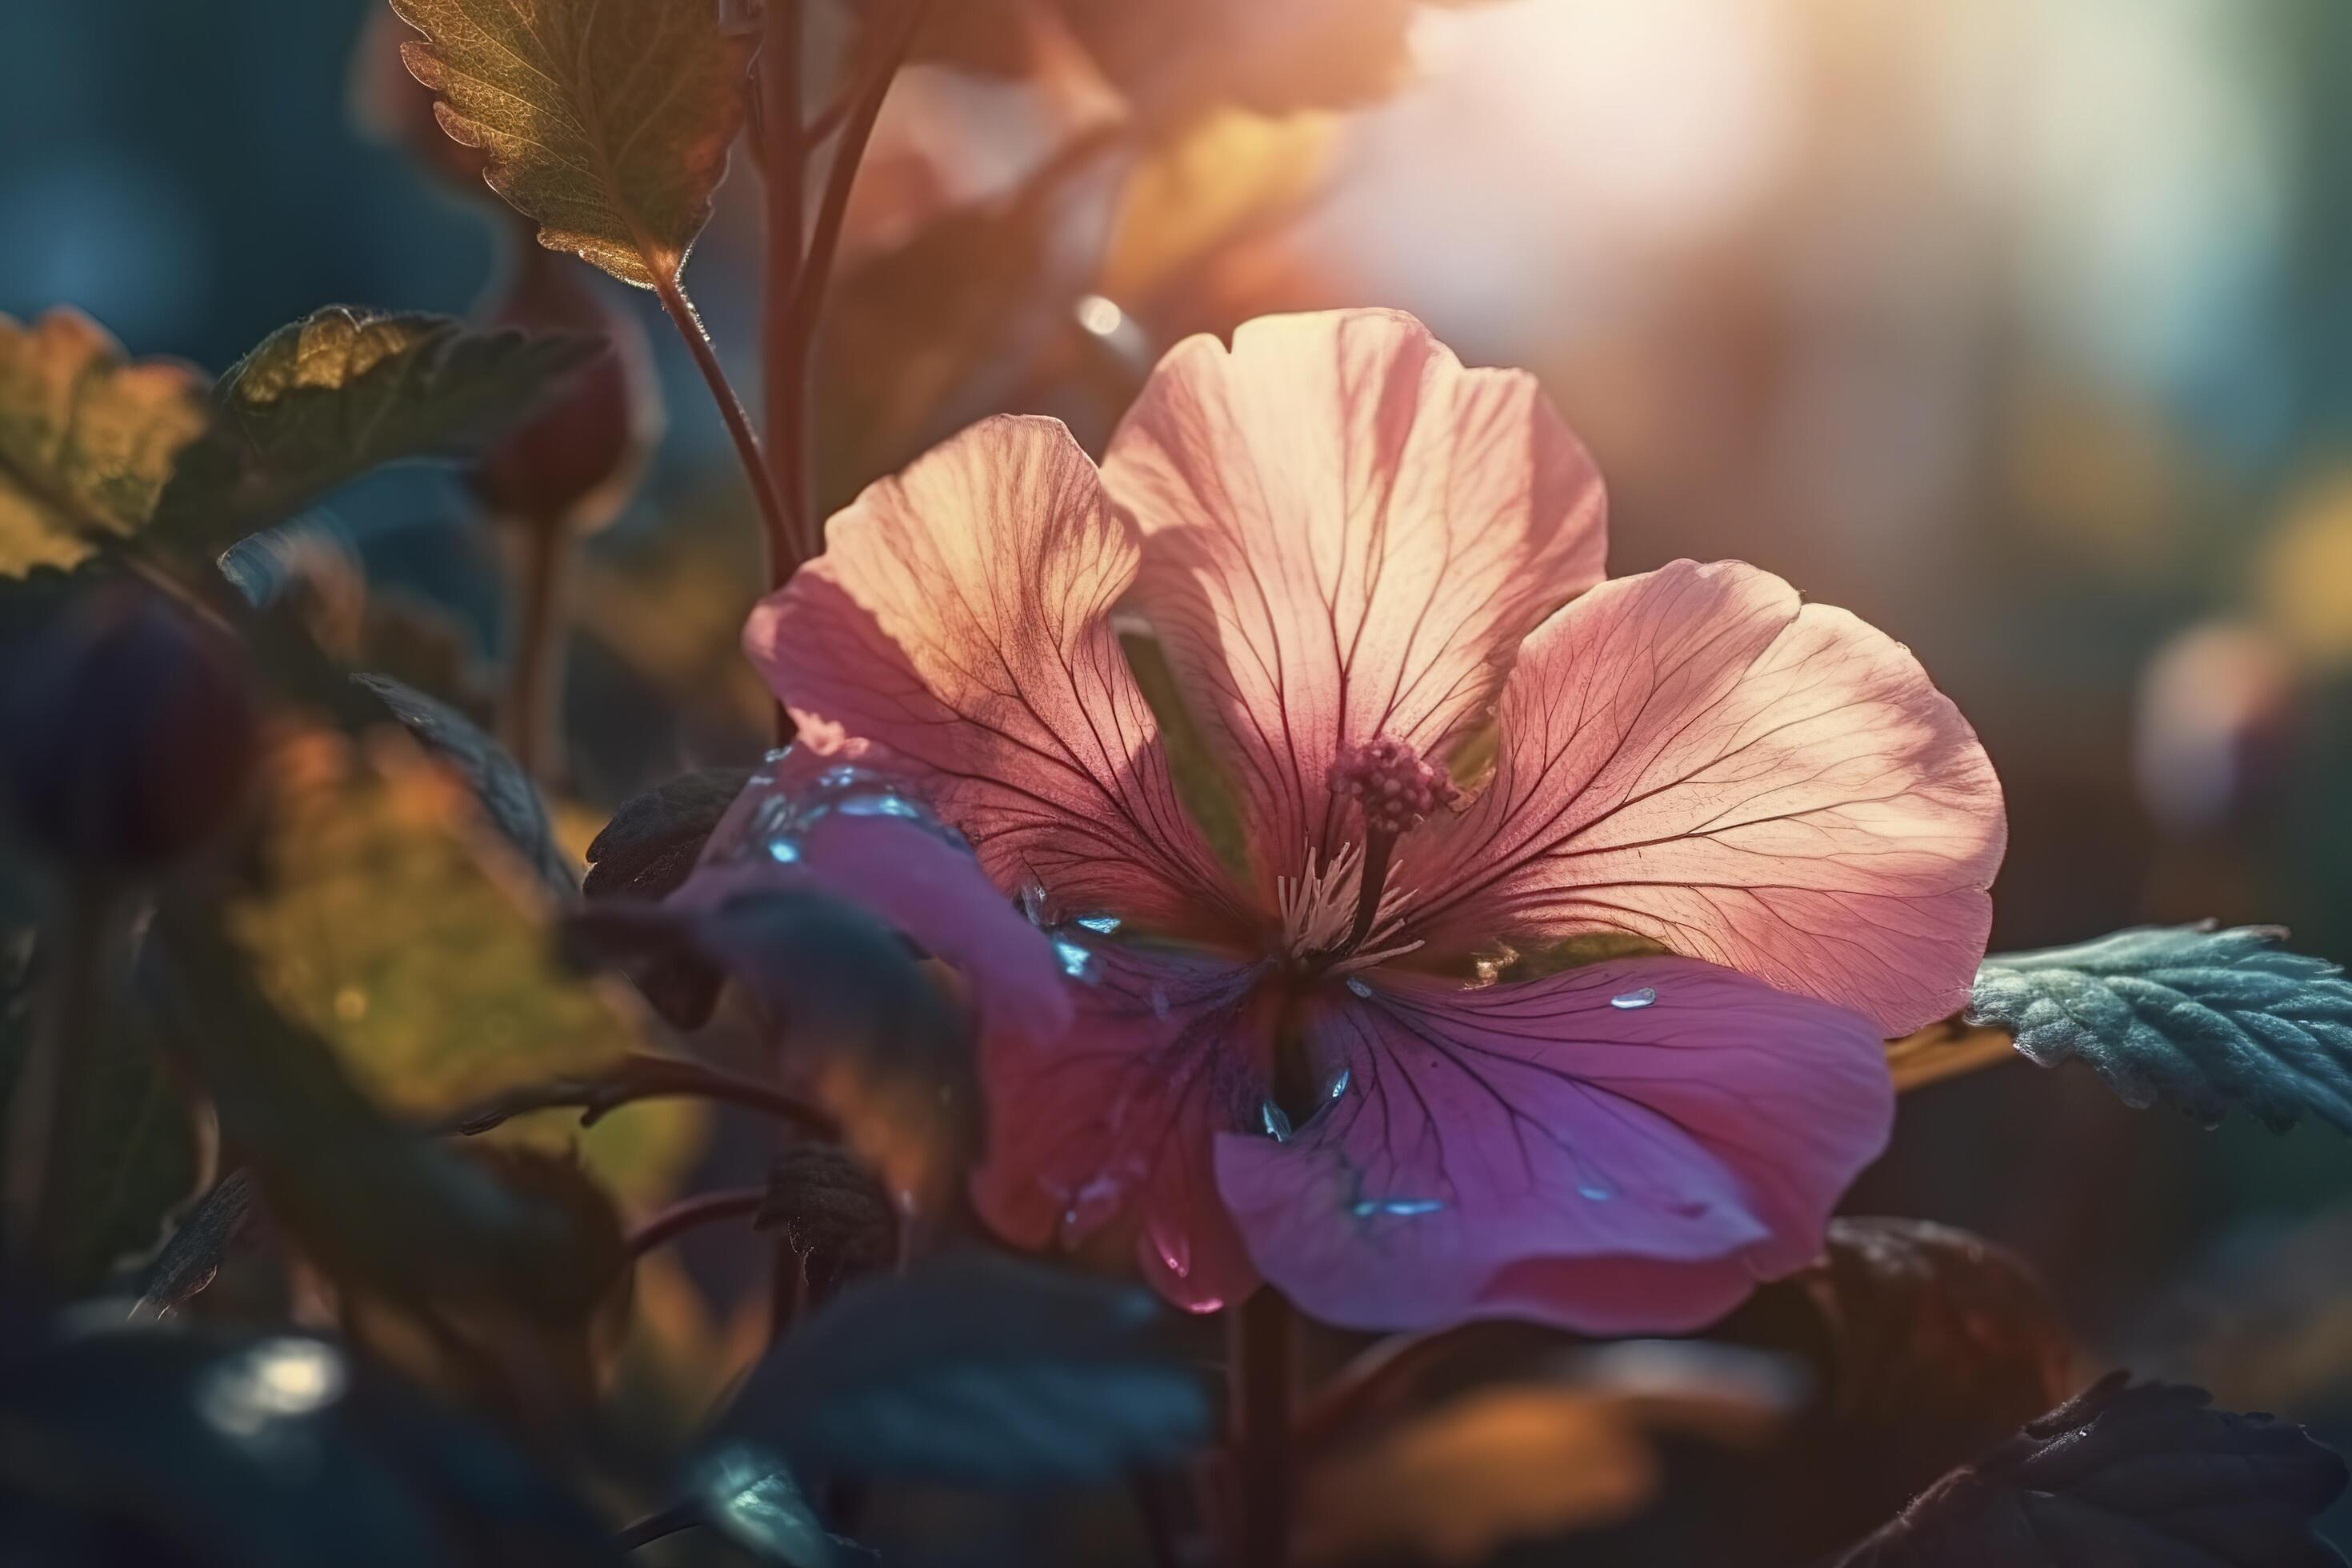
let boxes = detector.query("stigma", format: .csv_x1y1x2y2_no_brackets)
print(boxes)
1277,735,1459,972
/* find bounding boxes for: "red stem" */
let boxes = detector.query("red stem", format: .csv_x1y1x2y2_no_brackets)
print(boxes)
625,1185,766,1258
648,270,793,583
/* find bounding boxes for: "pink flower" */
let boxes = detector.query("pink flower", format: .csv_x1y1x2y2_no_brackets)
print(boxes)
744,309,2006,1332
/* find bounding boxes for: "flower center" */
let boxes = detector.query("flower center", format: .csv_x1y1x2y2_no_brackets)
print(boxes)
1276,735,1459,972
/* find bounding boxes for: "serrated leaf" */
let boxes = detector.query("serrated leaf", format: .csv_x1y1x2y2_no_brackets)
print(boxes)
390,0,754,289
354,673,575,896
1966,922,2352,1131
0,926,204,1294
712,1251,1212,1487
0,308,210,577
1830,1372,2350,1567
154,307,600,554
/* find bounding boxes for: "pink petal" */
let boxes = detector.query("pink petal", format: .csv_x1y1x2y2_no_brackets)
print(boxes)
1102,310,1606,898
746,414,1243,939
1402,559,2006,1035
970,935,1274,1314
674,750,1074,1045
1213,957,1893,1334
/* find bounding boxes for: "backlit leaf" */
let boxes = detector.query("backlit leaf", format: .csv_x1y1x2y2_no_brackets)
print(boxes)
154,307,600,554
1967,922,2352,1131
225,727,700,1202
1831,1373,2350,1567
714,1251,1211,1487
1100,107,1334,304
389,0,754,289
0,308,210,577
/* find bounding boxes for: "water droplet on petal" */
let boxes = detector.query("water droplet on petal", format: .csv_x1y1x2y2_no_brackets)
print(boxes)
1577,1182,1616,1202
1054,939,1098,982
1074,914,1122,934
765,837,802,865
1019,883,1054,927
1609,986,1657,1010
1156,1232,1191,1280
1344,976,1374,999
1259,1100,1294,1142
1350,1197,1445,1218
1325,1067,1351,1102
834,792,924,822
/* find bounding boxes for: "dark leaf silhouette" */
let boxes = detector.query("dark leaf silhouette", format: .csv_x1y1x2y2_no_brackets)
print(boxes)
568,889,972,1210
0,1322,626,1567
579,765,752,1026
352,673,574,896
1969,923,2352,1131
1830,1373,2350,1567
757,1141,898,1306
712,1250,1212,1487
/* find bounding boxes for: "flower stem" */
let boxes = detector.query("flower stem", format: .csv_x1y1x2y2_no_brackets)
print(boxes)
443,1053,836,1140
758,0,810,580
1229,1287,1296,1568
649,269,794,594
501,510,571,784
3,881,118,1286
624,1184,766,1258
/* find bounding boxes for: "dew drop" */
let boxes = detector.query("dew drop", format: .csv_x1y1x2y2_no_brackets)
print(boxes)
1609,986,1657,1010
1577,1182,1617,1202
1019,883,1054,927
1350,1197,1445,1218
1054,939,1098,982
834,792,924,822
1259,1100,1294,1142
1074,914,1122,934
1344,976,1374,999
765,837,802,865
1325,1066,1351,1102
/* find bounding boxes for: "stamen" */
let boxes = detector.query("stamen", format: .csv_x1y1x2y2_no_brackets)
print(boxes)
1320,735,1460,959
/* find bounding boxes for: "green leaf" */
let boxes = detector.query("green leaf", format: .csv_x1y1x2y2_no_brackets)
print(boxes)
0,308,210,577
389,0,754,290
153,307,601,554
143,893,624,1326
0,926,203,1295
1966,923,2352,1131
713,1251,1212,1488
353,673,575,897
225,727,700,1203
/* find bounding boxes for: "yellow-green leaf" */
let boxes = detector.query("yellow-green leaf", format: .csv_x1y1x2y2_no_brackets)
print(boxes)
0,309,210,577
390,0,754,289
154,306,601,555
226,727,702,1201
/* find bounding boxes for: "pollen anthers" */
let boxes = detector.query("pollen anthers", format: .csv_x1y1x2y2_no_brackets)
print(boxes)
1325,735,1462,834
1278,734,1458,970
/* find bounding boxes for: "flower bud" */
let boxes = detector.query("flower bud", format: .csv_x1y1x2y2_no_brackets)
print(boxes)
0,583,259,873
467,246,662,534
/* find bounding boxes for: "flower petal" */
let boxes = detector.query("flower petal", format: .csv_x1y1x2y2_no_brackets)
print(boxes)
1403,559,2006,1034
673,750,1074,1044
970,936,1274,1313
1103,309,1606,896
1214,957,1893,1333
746,414,1242,938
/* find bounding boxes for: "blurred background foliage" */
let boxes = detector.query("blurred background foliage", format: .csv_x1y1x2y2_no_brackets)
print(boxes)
12,0,2352,1552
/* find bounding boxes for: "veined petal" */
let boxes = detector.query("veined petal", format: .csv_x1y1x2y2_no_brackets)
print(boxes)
1104,309,1606,897
1214,957,1893,1333
746,414,1242,938
1402,559,2006,1035
674,752,1074,1044
970,936,1274,1314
